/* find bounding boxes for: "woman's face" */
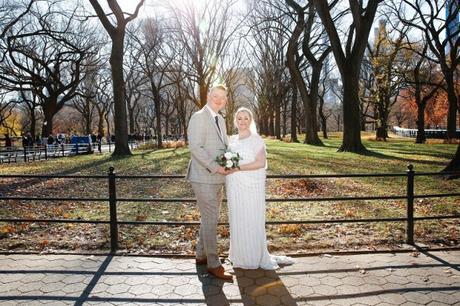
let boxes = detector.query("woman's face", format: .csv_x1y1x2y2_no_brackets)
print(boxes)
236,111,251,132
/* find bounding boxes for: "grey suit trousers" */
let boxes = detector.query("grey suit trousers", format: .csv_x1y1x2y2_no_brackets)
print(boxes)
191,182,223,268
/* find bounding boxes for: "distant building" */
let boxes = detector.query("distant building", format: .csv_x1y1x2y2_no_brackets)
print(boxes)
446,0,460,53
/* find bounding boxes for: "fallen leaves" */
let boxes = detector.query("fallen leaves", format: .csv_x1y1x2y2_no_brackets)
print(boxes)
277,224,302,236
0,225,16,235
267,179,325,197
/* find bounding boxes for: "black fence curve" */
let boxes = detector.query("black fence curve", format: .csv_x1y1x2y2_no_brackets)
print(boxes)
0,165,459,253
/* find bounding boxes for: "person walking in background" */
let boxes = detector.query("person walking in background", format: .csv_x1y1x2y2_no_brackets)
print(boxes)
4,134,12,148
97,133,103,153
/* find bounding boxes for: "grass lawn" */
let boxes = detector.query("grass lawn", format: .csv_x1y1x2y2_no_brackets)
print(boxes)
0,132,459,255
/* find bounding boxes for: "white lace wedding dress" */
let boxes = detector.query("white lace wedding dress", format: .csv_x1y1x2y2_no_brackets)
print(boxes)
226,133,294,270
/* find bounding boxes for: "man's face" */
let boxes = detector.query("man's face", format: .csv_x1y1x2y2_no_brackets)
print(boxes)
207,88,227,112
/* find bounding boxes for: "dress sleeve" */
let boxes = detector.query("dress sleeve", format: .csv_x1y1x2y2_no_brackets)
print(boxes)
252,134,266,155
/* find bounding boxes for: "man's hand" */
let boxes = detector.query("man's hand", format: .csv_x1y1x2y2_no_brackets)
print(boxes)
225,168,239,174
216,167,238,175
216,166,229,175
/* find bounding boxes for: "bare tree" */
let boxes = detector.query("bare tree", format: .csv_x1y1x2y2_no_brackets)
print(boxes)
129,17,176,148
286,0,331,145
124,34,147,136
0,0,36,40
71,58,104,135
365,20,409,140
219,39,251,133
0,90,16,134
17,87,41,138
390,0,459,142
312,0,382,152
401,42,441,143
88,0,145,155
246,0,290,138
1,3,94,137
167,0,239,109
318,63,334,138
94,69,113,137
165,60,197,141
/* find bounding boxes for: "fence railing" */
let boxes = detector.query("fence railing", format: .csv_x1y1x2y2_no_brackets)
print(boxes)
0,165,459,254
0,141,141,163
392,126,460,139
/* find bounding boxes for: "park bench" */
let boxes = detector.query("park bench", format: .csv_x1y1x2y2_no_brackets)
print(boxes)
23,146,42,162
0,149,18,164
46,144,63,158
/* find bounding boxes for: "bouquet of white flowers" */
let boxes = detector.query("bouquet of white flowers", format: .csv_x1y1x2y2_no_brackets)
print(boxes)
216,149,241,170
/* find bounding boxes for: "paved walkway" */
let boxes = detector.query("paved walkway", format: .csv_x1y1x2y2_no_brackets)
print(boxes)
0,251,459,305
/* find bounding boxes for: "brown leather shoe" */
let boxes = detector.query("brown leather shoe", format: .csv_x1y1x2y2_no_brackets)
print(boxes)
207,265,233,281
195,257,207,265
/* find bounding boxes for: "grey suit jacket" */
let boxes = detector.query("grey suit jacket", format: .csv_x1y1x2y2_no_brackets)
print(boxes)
186,106,229,184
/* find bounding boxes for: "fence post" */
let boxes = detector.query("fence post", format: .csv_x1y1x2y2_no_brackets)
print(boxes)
44,145,48,160
23,146,27,162
108,167,118,253
406,164,415,245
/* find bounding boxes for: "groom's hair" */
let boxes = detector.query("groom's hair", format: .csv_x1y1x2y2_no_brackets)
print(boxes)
210,84,228,92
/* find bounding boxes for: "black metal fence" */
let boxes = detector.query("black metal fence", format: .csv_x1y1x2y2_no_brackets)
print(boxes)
0,141,141,164
0,165,459,254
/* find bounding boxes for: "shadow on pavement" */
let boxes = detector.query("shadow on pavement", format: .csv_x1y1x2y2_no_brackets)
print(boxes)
234,267,297,306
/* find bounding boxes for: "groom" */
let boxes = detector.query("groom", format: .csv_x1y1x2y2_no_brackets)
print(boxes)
186,84,233,281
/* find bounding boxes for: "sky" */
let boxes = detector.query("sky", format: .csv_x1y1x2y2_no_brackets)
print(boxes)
92,0,246,19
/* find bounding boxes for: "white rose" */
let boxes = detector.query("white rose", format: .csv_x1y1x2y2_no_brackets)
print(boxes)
224,152,233,159
231,152,238,159
225,160,233,168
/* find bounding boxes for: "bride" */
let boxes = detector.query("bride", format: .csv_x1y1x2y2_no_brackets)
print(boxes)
226,107,294,270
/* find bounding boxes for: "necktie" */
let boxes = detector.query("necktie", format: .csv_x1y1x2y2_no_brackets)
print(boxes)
215,116,221,134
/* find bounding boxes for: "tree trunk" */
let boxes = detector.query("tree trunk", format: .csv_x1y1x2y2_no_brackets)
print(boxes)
361,115,366,131
110,31,131,155
446,79,458,141
282,97,287,138
128,104,135,135
98,112,105,137
41,97,57,137
340,69,366,152
415,103,426,144
275,98,281,139
269,105,275,136
442,142,460,176
165,118,170,138
291,85,299,142
104,112,111,139
318,96,328,139
41,112,53,138
304,66,323,145
154,90,162,148
261,116,268,136
375,101,389,141
376,124,387,141
183,122,188,142
29,109,37,140
85,112,92,135
438,64,458,142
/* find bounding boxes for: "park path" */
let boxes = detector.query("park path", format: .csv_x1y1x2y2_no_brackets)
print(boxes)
0,250,459,305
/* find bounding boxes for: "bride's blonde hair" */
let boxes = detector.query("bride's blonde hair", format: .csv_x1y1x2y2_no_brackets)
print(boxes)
234,107,258,134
